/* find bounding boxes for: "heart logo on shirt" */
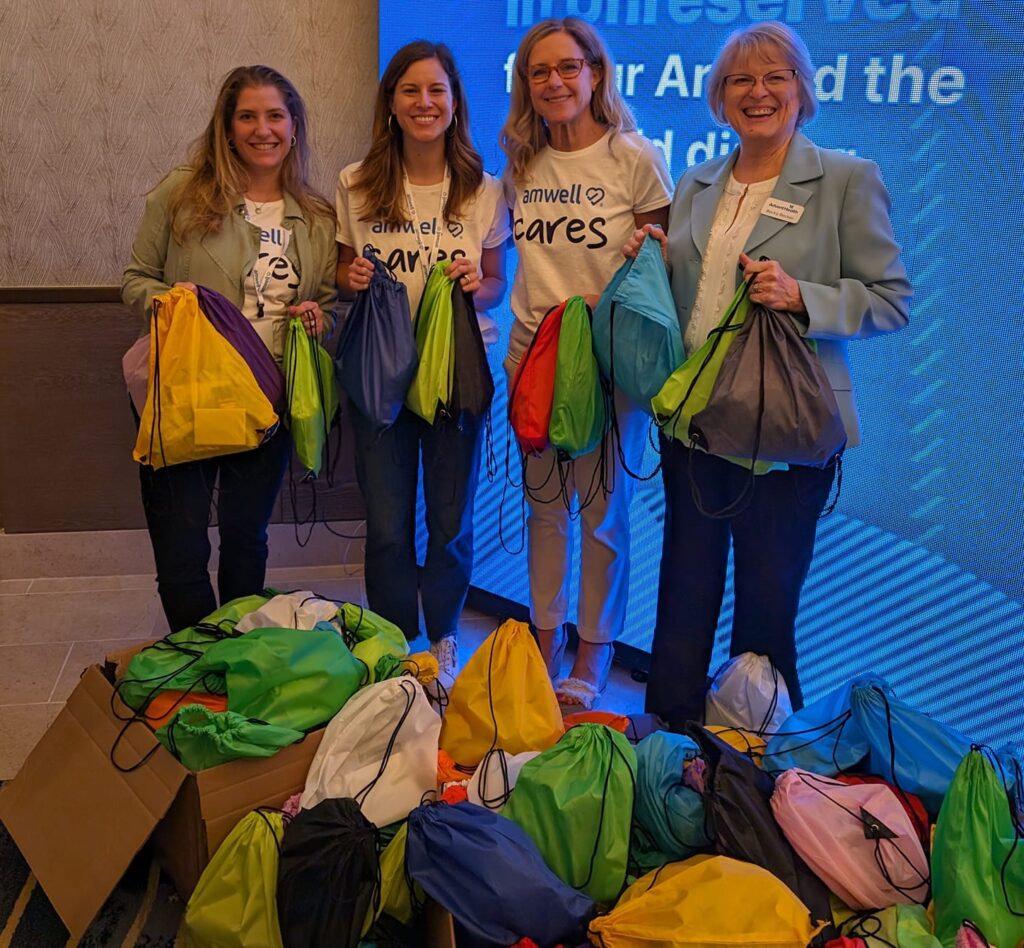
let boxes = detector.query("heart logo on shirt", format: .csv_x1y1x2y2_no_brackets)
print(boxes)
585,187,605,206
447,221,464,238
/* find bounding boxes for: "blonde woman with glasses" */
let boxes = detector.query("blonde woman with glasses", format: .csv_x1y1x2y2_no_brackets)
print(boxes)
501,17,672,710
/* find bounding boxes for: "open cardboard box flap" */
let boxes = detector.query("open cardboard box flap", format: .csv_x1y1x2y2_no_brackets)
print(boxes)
0,665,186,939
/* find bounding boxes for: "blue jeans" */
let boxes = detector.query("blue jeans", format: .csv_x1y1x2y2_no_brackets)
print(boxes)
139,428,290,632
352,407,482,643
645,439,836,731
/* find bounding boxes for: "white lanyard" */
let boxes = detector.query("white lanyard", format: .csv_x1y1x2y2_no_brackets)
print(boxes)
402,164,450,286
245,201,291,319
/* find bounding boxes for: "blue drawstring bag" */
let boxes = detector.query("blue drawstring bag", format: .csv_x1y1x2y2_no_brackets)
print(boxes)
405,802,595,947
334,247,418,434
632,730,711,873
591,233,685,411
851,683,972,817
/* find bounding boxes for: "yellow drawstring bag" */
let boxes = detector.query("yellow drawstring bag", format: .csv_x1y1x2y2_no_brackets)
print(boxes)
440,619,564,768
360,822,425,936
705,725,767,765
588,854,825,948
134,287,278,469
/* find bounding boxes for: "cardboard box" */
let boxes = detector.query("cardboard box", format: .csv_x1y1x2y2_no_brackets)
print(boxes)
0,660,323,939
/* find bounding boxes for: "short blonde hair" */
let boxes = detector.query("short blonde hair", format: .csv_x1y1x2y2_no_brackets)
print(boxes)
705,22,817,129
500,17,636,184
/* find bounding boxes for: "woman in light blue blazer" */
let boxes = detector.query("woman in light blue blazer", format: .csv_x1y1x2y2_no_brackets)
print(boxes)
628,22,912,731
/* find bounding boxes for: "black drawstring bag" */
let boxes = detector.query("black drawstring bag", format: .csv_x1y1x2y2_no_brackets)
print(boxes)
683,723,836,942
276,798,380,948
449,283,494,420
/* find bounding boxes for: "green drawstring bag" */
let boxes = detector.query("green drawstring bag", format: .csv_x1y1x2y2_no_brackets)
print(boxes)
117,593,269,712
548,296,606,459
283,318,338,478
933,747,1024,948
504,723,637,904
336,601,409,684
156,704,303,770
406,261,455,424
180,809,287,948
191,626,365,731
833,902,940,947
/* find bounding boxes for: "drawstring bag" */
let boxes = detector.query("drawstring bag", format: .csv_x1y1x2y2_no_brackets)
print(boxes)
359,821,426,938
588,854,826,948
300,677,440,827
933,746,1024,948
771,768,930,910
180,808,287,948
503,723,636,905
276,798,380,948
683,724,836,936
466,748,540,811
689,300,847,468
407,261,456,424
334,600,410,684
956,920,997,948
563,710,633,735
509,301,567,455
631,730,710,874
548,296,606,459
405,801,595,946
850,682,972,817
704,652,793,737
449,273,494,419
834,774,931,850
705,725,767,764
283,317,338,478
156,704,303,771
191,626,365,731
832,904,940,948
234,590,340,634
592,232,685,410
122,334,151,415
439,619,563,768
145,689,228,731
134,286,278,468
334,246,417,434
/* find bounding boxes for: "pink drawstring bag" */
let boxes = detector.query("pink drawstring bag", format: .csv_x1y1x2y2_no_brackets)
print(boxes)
956,921,995,948
122,334,150,415
771,768,930,910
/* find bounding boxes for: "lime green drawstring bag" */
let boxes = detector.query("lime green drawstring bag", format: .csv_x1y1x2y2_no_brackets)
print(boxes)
360,821,425,937
156,704,303,771
336,601,409,684
191,626,365,731
283,318,338,478
548,296,606,459
180,809,286,948
504,723,636,905
933,747,1024,948
407,261,455,424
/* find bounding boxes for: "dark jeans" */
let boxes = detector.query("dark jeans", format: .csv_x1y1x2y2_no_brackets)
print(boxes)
139,428,290,633
645,439,837,731
352,406,482,643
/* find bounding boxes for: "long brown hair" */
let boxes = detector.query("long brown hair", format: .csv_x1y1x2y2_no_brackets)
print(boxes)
168,65,333,241
350,41,484,225
501,18,636,185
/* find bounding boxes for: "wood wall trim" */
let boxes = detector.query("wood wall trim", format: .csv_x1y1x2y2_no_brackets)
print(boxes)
0,287,122,304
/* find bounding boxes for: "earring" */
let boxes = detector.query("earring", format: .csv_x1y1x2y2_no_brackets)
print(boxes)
388,114,397,134
227,138,236,150
290,135,297,146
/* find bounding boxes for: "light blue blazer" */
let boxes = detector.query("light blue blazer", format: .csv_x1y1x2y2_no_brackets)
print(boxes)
666,131,912,447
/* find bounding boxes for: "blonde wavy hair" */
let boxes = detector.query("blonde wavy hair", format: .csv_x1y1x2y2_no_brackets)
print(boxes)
168,65,332,241
500,18,636,185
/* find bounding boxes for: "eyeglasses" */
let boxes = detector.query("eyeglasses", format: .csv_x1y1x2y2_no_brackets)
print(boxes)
723,68,798,90
527,58,589,85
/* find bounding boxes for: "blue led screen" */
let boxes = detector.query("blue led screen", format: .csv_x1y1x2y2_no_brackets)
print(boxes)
380,2,1024,745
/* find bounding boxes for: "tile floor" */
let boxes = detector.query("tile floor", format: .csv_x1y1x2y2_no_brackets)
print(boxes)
0,561,645,780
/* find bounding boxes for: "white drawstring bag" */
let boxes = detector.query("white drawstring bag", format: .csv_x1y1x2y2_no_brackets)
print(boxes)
300,677,440,826
466,749,540,811
235,591,338,633
704,652,792,736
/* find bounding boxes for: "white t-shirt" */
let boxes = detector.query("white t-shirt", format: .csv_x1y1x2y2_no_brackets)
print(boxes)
241,198,299,359
336,164,511,346
507,130,672,363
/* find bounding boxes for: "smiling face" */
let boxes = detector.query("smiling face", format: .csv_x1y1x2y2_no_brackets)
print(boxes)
526,30,600,133
722,46,800,152
230,84,295,181
390,57,455,145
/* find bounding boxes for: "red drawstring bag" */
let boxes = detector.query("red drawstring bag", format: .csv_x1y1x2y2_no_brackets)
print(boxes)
509,302,567,455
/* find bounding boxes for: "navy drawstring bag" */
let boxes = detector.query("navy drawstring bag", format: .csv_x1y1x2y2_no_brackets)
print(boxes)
334,247,418,434
405,802,595,947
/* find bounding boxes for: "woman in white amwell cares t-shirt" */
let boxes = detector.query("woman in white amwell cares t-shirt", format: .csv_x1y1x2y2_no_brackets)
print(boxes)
501,18,672,709
337,41,510,687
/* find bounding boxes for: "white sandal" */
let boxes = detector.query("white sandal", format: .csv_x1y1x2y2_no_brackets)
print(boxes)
556,641,614,711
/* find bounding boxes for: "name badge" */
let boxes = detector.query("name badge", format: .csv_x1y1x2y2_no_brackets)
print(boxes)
762,198,805,224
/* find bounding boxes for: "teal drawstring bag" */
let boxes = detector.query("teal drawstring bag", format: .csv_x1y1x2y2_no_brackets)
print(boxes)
504,723,636,904
548,296,607,459
632,730,710,873
407,261,455,424
592,233,684,411
157,704,303,771
283,318,338,478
